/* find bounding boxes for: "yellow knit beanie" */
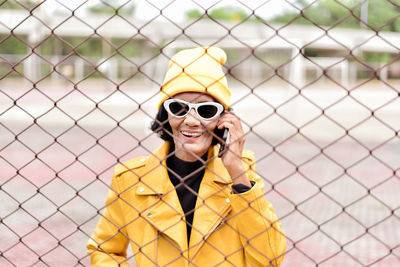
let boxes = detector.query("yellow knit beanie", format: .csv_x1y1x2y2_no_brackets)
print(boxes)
158,46,231,110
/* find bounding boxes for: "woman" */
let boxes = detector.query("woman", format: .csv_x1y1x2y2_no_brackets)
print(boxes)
87,47,286,266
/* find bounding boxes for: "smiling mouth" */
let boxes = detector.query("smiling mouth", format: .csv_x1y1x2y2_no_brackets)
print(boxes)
181,131,202,138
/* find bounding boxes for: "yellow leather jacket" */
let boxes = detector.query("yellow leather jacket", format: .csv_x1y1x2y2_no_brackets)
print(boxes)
87,142,286,266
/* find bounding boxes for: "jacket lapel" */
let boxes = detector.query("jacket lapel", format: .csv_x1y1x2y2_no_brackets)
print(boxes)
188,146,232,259
135,142,189,254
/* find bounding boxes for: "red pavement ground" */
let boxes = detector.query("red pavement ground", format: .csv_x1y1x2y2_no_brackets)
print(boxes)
1,79,399,266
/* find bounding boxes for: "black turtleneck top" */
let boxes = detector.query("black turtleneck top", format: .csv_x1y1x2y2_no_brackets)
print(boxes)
167,153,207,242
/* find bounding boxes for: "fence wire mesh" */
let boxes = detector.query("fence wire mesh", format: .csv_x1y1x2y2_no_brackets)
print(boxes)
1,0,400,266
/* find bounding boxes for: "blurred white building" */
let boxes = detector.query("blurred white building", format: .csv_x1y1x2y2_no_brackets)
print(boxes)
1,9,399,85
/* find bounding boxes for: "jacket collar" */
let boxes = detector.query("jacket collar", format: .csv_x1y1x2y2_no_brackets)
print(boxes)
137,142,231,195
135,142,171,195
204,145,231,184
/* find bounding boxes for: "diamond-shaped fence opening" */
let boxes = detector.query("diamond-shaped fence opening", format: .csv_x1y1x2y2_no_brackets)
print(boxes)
1,0,400,266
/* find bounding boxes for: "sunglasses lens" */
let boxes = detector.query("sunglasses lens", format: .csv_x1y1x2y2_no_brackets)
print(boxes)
169,101,189,116
197,104,218,119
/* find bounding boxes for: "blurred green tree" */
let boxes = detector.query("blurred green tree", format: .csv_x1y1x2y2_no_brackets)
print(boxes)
185,6,250,22
0,1,36,55
366,0,400,31
271,0,400,32
0,0,37,10
87,0,135,16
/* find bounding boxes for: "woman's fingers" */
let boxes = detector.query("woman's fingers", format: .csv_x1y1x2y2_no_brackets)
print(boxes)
218,112,239,127
218,113,244,143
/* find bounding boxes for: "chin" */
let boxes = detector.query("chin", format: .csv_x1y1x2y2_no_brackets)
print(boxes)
182,143,208,156
176,138,210,158
172,132,213,159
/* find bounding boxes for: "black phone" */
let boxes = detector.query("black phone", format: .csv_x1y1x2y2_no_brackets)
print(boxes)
218,128,229,157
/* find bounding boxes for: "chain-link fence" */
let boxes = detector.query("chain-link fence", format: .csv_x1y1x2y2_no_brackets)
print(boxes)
1,0,400,266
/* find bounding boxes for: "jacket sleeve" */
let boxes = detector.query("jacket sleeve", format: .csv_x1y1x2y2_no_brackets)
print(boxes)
229,153,286,266
86,175,131,266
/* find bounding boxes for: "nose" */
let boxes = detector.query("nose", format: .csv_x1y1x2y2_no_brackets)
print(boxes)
183,108,201,126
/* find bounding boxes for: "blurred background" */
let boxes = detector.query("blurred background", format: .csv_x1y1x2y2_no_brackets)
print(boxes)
1,0,399,266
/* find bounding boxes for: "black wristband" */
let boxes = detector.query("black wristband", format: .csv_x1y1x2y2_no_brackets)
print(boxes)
232,181,255,194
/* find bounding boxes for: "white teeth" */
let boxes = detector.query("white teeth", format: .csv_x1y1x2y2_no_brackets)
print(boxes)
181,131,201,137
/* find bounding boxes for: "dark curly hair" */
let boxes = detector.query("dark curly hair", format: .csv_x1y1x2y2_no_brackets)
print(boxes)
150,105,225,146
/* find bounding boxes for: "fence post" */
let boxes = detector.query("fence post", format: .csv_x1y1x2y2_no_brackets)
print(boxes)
75,57,84,82
25,10,45,81
290,42,304,86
